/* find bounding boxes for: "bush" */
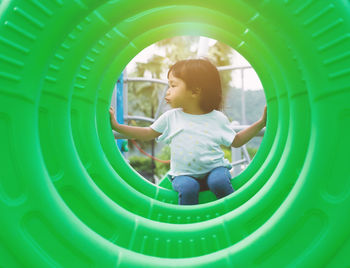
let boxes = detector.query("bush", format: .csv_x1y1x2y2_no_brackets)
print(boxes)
221,145,232,160
128,146,171,182
247,147,258,159
128,155,152,171
129,145,258,183
128,155,153,182
154,145,171,178
221,145,258,161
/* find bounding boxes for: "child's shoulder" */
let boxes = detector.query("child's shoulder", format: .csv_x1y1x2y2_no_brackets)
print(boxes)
159,108,181,118
211,110,230,121
165,108,182,115
170,108,181,113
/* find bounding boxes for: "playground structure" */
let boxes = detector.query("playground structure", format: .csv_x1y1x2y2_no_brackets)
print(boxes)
112,63,265,182
0,1,349,267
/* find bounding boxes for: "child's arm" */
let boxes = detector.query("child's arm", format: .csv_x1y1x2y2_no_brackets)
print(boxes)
109,107,161,141
231,106,267,148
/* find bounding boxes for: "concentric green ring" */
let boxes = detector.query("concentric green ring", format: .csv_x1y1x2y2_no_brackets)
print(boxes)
0,0,349,267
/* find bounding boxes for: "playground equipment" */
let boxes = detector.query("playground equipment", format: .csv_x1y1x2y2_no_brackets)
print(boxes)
0,1,349,267
115,67,263,181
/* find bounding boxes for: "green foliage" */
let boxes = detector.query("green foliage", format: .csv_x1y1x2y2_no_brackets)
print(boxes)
128,155,154,182
208,41,233,97
128,36,237,120
154,145,171,178
247,146,258,159
128,71,163,118
128,146,170,181
221,145,232,160
221,144,259,162
129,144,259,181
128,155,152,172
156,36,199,64
126,36,264,180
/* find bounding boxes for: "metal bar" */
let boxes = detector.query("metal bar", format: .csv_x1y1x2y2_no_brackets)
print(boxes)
154,85,169,119
123,116,265,135
122,69,129,159
241,69,246,124
242,145,251,163
231,159,248,166
120,64,262,178
217,65,252,71
116,73,125,151
125,115,155,123
124,65,254,87
124,77,168,86
123,69,128,124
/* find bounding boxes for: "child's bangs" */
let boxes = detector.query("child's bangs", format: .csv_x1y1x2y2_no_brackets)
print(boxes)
167,61,188,80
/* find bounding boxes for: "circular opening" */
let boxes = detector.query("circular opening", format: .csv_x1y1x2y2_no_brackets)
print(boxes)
111,35,266,190
4,0,348,265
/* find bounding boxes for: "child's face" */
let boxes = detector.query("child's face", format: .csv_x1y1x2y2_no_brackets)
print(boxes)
165,72,193,109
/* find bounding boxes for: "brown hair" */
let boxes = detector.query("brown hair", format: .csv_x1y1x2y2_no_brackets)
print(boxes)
167,58,222,113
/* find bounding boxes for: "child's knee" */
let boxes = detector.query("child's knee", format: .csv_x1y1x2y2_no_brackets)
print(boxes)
208,178,226,191
207,168,232,192
182,185,199,196
172,176,200,194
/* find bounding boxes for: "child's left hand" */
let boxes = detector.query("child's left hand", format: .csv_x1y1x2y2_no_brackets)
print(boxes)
261,105,267,127
109,106,118,130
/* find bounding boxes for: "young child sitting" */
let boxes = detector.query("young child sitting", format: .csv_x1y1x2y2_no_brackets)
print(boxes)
110,58,267,205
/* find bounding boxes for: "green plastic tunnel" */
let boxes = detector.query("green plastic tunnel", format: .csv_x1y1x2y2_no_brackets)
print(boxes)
0,0,349,267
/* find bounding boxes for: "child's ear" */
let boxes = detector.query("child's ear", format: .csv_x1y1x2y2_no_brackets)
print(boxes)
191,87,201,97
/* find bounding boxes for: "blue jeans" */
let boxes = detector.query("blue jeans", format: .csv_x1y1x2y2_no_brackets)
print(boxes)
170,166,234,205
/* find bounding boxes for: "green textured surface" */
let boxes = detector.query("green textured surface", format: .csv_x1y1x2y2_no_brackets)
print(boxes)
0,0,349,267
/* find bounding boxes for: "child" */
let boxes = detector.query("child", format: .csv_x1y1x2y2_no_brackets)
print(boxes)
110,58,267,205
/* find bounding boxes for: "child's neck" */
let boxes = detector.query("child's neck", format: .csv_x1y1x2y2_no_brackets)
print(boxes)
182,105,208,115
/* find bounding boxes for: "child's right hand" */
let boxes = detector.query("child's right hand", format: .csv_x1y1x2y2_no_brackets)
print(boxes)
109,106,118,130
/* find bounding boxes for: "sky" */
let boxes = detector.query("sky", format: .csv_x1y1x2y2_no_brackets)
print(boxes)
126,37,263,91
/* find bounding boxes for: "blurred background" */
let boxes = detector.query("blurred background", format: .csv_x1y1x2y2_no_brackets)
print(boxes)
112,36,266,184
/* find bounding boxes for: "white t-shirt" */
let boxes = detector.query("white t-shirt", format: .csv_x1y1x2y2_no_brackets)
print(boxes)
150,108,236,178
